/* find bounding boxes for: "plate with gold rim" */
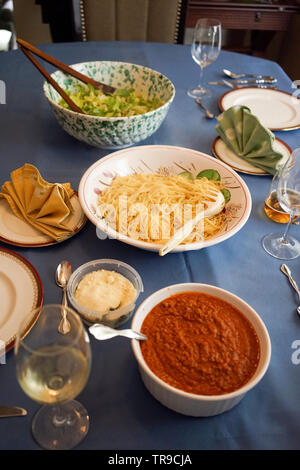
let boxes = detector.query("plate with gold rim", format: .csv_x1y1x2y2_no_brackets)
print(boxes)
0,194,87,248
219,88,300,131
212,137,292,175
0,247,43,352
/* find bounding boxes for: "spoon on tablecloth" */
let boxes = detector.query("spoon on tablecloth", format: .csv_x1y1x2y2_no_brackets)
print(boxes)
55,261,73,334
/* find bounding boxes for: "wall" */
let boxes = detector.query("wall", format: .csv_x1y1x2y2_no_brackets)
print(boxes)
12,0,51,45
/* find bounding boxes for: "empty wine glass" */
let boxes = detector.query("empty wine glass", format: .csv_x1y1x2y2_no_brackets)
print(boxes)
262,148,300,259
15,304,91,450
187,18,222,99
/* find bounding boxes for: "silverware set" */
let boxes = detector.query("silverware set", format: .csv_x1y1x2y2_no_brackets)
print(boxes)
209,78,277,86
223,68,274,80
195,68,278,119
222,80,278,90
208,68,278,89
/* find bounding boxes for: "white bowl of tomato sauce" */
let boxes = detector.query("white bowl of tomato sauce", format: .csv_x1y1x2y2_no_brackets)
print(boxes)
131,283,271,417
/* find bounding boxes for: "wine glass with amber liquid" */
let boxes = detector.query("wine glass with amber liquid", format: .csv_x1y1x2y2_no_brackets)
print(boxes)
15,304,91,450
264,171,300,224
262,148,300,259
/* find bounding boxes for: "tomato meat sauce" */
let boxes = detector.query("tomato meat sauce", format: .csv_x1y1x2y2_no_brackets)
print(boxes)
140,292,260,396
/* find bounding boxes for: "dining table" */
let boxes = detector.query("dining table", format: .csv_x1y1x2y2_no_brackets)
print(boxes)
0,39,300,453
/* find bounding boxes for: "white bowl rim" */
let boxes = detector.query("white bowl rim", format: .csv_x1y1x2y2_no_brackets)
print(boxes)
78,144,252,252
43,60,175,121
131,282,271,402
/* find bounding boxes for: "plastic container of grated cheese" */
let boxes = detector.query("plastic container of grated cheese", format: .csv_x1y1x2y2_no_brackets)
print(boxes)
67,259,143,328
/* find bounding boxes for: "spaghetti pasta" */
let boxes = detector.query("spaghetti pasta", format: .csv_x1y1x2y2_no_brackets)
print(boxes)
97,173,227,244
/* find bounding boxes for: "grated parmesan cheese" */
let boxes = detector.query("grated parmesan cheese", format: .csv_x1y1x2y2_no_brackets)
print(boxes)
74,269,136,314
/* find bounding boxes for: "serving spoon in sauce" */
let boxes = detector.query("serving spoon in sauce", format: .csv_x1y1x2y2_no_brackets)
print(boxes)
89,323,147,341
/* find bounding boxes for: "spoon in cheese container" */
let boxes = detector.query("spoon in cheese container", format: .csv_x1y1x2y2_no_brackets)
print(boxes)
89,323,147,341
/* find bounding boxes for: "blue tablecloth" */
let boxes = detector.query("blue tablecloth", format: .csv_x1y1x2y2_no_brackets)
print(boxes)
0,41,300,451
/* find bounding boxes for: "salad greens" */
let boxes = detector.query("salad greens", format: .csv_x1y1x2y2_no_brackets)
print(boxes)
59,83,164,117
180,169,231,203
196,169,221,181
220,188,231,204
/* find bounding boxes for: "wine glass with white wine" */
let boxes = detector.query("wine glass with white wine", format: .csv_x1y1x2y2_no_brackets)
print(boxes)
262,148,300,259
187,18,222,99
15,304,91,450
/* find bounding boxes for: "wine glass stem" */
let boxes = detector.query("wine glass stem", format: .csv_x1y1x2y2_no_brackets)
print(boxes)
199,66,204,88
281,214,293,244
52,404,67,427
52,404,76,427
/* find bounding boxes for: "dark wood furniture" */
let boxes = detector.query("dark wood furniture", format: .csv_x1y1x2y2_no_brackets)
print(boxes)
186,1,300,55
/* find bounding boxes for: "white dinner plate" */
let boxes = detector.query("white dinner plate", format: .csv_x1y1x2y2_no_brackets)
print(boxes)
212,137,292,175
219,88,300,131
0,194,87,247
79,145,252,254
0,247,43,352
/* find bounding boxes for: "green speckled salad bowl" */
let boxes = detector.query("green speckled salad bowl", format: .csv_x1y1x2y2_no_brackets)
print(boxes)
43,61,175,149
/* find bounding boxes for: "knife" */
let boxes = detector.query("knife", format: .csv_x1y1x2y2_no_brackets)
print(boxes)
208,78,277,85
0,406,27,417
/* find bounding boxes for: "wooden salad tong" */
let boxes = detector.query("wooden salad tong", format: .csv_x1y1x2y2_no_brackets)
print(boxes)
17,38,116,114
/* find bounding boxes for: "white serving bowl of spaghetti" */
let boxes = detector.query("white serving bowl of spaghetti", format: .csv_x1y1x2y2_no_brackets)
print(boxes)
78,145,252,253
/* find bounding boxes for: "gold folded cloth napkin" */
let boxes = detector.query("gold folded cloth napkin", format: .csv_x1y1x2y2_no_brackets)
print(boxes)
0,163,76,241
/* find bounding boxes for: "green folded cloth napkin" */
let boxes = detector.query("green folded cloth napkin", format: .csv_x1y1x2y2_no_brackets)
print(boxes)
216,105,283,174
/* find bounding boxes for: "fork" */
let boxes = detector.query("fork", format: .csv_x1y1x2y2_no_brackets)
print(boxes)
196,98,215,119
280,264,300,317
